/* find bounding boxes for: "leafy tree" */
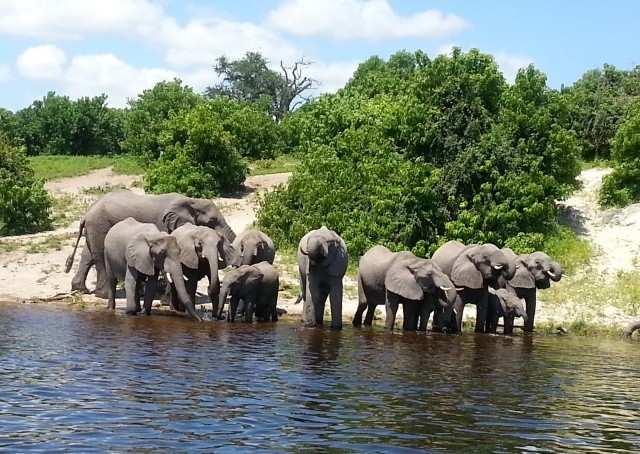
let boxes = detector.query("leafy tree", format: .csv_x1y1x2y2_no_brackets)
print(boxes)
0,134,52,235
122,79,202,161
12,92,123,156
144,102,247,198
205,51,317,122
600,97,640,206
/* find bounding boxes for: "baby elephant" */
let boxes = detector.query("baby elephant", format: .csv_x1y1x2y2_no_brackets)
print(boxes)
485,287,528,334
104,217,200,320
356,245,458,331
217,261,279,322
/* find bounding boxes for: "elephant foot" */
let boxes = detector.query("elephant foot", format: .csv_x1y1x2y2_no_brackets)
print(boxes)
330,323,343,330
71,283,91,294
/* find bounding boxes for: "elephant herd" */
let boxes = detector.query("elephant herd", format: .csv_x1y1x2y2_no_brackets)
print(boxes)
65,189,563,334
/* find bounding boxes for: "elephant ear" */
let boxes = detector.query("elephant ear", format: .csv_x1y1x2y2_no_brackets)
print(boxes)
125,233,156,276
171,224,200,269
451,251,483,289
509,254,536,288
385,260,424,301
489,287,508,314
240,266,264,293
162,199,194,233
327,235,348,277
218,234,236,269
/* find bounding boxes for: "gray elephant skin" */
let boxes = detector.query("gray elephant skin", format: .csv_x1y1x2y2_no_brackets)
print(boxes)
499,248,562,332
354,245,458,331
485,287,528,334
104,217,200,320
170,223,238,315
231,229,275,267
65,189,235,299
431,241,516,333
623,320,640,337
217,261,279,322
297,226,348,329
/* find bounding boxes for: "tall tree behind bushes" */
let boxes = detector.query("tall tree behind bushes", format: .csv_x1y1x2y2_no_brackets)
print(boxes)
11,92,123,156
256,48,581,257
205,51,317,122
0,134,52,235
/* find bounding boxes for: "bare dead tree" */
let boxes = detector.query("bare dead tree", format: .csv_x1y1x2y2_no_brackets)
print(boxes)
275,57,318,122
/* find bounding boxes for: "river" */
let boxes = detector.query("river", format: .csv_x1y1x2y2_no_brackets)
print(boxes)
1,301,639,452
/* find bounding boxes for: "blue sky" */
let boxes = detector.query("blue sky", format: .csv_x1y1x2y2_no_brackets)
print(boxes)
0,0,638,112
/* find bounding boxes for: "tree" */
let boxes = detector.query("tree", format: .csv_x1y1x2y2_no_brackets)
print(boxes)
205,51,317,122
0,134,52,235
122,79,202,161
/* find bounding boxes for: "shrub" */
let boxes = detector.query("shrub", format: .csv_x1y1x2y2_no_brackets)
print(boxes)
0,135,52,235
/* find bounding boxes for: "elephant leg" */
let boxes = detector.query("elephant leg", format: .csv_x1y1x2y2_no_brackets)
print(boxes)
105,261,117,310
363,303,377,326
417,301,432,332
328,276,343,329
142,273,159,316
302,274,326,327
124,266,139,315
503,314,515,335
353,303,366,327
228,296,240,322
453,295,465,332
521,289,536,332
385,296,399,330
71,246,93,293
473,289,489,333
91,247,109,299
402,302,418,331
135,278,143,313
244,299,255,323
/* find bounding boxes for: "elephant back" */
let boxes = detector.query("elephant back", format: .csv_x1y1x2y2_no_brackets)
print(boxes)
430,240,466,276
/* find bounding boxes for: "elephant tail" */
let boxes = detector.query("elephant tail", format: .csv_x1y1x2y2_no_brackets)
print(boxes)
64,219,85,273
293,293,303,305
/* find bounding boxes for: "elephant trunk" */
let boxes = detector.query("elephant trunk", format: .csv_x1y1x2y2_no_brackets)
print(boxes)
165,258,202,321
547,260,563,282
203,244,220,301
218,223,236,243
434,277,458,308
218,282,231,320
500,254,517,282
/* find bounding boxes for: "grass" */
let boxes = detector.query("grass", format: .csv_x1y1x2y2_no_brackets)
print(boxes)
29,155,145,181
49,194,92,229
0,232,76,254
249,155,300,176
543,225,592,275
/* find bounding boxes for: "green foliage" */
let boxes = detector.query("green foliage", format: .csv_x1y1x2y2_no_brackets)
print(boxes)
250,155,300,176
12,92,123,156
256,128,442,258
122,79,202,161
599,98,640,206
0,135,52,236
144,102,247,198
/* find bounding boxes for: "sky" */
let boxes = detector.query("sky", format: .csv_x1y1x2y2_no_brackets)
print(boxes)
0,0,639,112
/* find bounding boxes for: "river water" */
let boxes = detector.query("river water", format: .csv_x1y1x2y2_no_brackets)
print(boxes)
1,301,639,453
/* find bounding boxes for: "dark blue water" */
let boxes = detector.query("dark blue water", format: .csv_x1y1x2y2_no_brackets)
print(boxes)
1,301,639,452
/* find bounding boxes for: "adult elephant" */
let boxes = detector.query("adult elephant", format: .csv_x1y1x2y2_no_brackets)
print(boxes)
104,218,200,320
170,223,238,315
354,245,457,331
431,241,516,333
297,226,348,329
499,248,563,332
65,189,235,299
230,229,275,267
485,287,528,335
217,261,279,322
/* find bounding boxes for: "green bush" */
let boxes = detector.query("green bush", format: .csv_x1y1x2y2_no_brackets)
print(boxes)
0,135,52,235
144,103,247,198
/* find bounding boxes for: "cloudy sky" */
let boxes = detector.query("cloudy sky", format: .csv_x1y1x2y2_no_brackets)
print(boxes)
0,0,638,111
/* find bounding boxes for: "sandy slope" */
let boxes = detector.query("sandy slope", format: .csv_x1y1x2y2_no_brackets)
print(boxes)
1,166,639,328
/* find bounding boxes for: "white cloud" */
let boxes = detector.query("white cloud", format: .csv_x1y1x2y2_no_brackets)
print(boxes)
266,0,469,41
0,0,165,40
494,52,534,84
308,60,361,94
16,44,67,80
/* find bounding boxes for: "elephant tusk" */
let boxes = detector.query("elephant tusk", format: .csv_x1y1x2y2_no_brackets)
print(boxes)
493,264,504,270
439,286,452,291
166,272,174,284
546,270,556,278
183,275,189,281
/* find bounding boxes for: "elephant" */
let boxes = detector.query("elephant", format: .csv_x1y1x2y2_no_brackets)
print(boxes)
484,287,528,335
65,189,235,299
170,223,238,315
231,229,276,267
431,241,516,333
103,217,200,320
499,248,563,332
354,245,458,331
623,320,640,337
297,226,348,329
217,261,279,322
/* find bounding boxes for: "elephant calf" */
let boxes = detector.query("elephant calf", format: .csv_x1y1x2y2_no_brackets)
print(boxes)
485,287,528,335
104,217,201,320
297,226,348,329
218,261,279,322
231,229,276,266
355,245,457,331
